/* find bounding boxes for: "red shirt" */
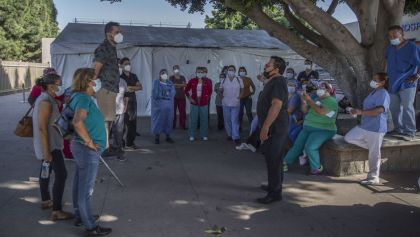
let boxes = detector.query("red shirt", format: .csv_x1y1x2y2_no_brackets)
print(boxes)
184,78,213,106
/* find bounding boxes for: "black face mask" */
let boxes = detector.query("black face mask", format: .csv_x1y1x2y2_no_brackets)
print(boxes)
263,68,274,78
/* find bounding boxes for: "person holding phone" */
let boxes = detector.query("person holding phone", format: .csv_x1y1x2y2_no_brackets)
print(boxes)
283,82,338,175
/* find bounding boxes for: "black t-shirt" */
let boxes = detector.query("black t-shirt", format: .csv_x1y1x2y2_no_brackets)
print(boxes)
257,76,289,135
297,70,319,85
121,72,140,103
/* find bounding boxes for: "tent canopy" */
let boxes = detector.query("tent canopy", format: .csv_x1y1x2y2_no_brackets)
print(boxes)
51,23,290,54
51,23,299,116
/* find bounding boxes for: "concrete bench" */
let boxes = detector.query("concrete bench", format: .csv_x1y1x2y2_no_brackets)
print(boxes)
320,134,420,176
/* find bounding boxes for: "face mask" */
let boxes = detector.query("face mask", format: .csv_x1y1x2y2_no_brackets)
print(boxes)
55,85,64,96
288,86,296,94
93,79,102,93
174,69,179,74
316,89,326,97
119,67,123,75
228,71,235,78
202,73,207,78
219,77,225,81
124,65,131,72
196,73,204,79
305,65,312,70
160,74,168,81
286,73,294,79
370,80,379,89
114,33,123,44
239,72,246,77
390,38,401,46
263,68,273,78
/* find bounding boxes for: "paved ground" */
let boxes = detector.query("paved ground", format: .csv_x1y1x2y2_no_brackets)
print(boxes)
1,93,420,237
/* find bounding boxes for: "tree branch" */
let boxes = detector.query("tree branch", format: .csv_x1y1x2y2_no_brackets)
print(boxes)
283,0,365,57
346,0,379,47
381,0,405,24
283,4,332,49
327,0,340,15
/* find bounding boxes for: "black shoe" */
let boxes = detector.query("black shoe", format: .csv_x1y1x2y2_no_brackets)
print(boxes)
234,139,241,145
256,194,282,204
154,138,160,144
101,149,117,158
260,184,269,192
125,144,140,151
227,136,233,141
166,137,175,143
86,225,112,236
74,215,100,227
117,155,127,162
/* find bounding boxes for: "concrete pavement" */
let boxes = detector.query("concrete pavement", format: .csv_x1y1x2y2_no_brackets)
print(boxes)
0,93,420,237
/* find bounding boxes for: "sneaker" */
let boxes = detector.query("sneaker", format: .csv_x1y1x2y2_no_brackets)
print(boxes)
166,137,175,143
74,215,100,227
125,144,140,151
51,210,75,221
299,155,307,166
235,143,247,150
86,225,112,236
283,162,288,172
247,144,257,152
401,134,417,141
202,137,208,141
189,137,195,142
309,165,324,175
116,155,127,162
360,178,380,185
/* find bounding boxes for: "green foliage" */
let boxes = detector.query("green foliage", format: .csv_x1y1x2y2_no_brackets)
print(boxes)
205,6,288,30
0,0,59,62
404,0,420,15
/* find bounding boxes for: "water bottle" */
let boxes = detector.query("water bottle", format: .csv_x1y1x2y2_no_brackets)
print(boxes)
41,161,50,179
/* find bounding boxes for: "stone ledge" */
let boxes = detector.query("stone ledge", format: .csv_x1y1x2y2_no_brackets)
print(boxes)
320,134,420,176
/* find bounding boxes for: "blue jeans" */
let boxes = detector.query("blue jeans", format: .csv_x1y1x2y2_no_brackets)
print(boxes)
223,106,240,140
188,104,209,138
71,141,100,230
284,125,336,170
389,87,417,136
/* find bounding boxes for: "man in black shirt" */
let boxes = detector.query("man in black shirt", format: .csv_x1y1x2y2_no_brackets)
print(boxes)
119,57,143,150
297,59,319,87
256,56,289,204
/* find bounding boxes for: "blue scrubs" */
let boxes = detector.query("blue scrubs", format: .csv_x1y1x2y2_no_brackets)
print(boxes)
360,88,390,133
151,79,175,136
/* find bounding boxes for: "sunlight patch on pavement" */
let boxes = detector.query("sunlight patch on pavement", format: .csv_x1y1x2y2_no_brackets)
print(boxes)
38,220,55,225
227,205,269,220
100,214,118,222
20,196,40,204
0,181,39,190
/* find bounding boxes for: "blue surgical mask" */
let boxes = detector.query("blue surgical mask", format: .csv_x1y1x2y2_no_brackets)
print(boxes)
93,79,102,93
390,38,401,46
196,73,204,79
239,72,246,77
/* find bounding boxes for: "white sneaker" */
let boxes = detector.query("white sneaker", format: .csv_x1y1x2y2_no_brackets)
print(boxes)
235,143,248,150
247,144,256,152
298,155,307,166
202,137,208,141
360,178,380,185
189,137,195,142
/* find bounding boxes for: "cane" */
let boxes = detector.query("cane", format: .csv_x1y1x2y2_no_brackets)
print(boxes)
100,156,124,187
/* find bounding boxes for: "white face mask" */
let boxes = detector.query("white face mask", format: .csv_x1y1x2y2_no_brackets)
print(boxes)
316,89,326,97
390,38,401,46
196,73,204,79
305,64,312,70
124,65,131,72
370,80,379,89
239,72,246,77
93,79,102,93
114,33,123,44
160,74,168,81
55,85,64,96
119,67,123,75
174,69,180,74
286,72,294,79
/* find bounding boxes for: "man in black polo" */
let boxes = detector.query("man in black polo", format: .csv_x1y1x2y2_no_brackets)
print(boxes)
297,59,319,87
93,21,123,154
256,56,289,204
119,57,143,150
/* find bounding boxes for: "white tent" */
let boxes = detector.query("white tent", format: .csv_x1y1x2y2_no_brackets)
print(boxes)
51,23,300,116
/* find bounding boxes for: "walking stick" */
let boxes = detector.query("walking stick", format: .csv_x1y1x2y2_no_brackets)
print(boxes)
100,156,124,187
